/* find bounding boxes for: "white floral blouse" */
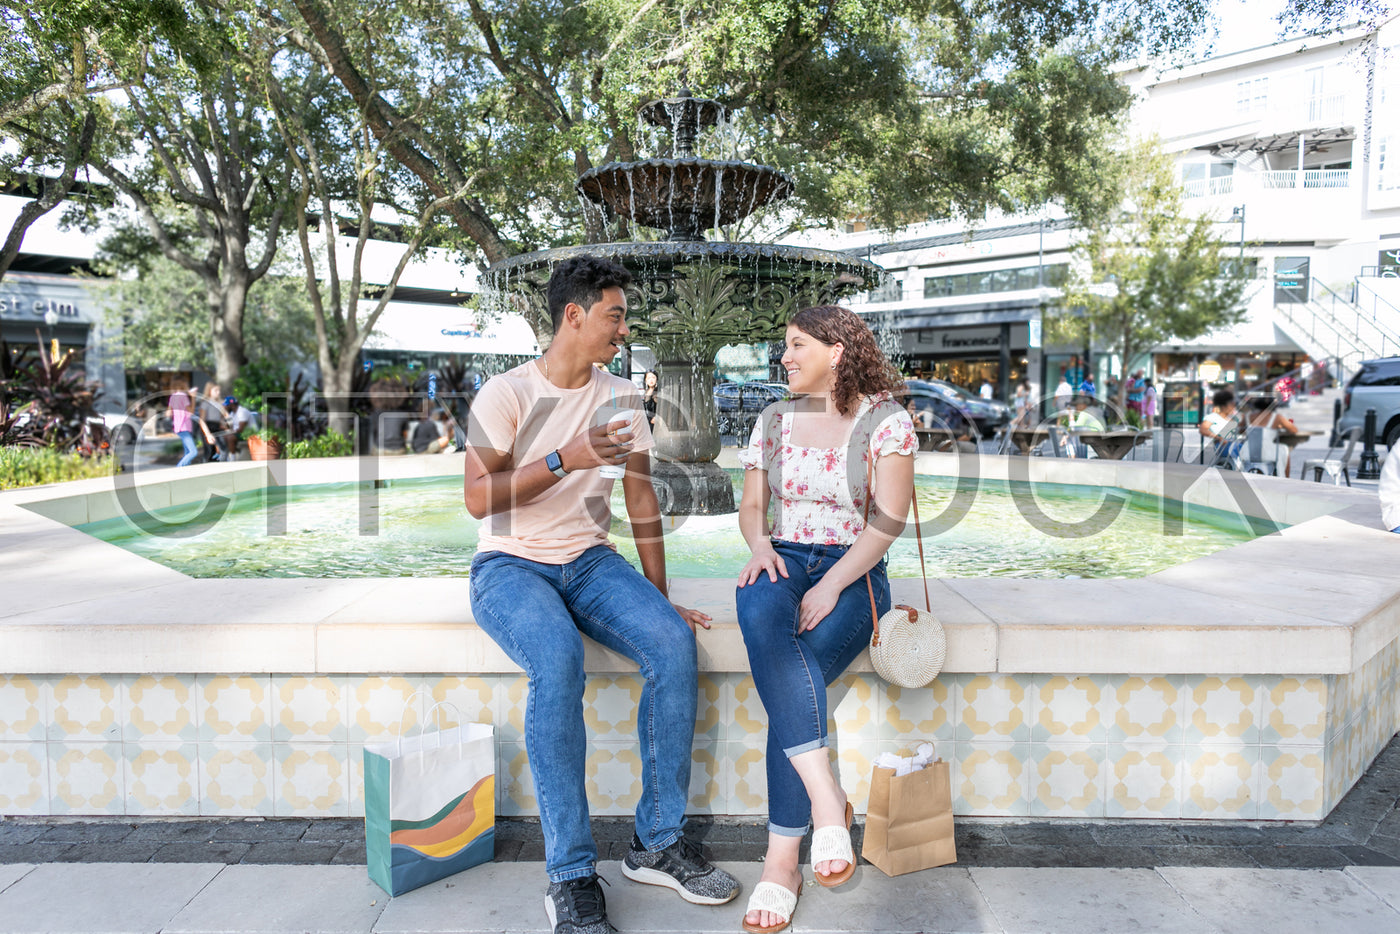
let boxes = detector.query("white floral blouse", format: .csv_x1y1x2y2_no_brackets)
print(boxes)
738,394,917,546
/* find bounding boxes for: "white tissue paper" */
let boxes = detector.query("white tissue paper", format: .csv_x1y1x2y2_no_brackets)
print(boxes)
874,742,937,776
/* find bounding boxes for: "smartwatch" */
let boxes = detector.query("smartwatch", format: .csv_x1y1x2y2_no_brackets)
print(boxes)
545,449,568,478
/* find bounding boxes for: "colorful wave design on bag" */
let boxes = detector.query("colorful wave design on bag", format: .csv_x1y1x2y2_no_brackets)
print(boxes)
389,775,495,859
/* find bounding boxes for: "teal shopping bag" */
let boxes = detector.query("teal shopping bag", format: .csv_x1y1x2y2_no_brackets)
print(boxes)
364,714,495,897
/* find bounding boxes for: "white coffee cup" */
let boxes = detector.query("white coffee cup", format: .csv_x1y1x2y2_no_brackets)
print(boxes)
597,409,635,479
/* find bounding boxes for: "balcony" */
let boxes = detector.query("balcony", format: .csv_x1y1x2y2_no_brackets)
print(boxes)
1183,168,1351,198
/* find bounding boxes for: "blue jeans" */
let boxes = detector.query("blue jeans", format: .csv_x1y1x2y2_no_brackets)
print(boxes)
175,431,199,467
469,545,697,882
736,539,887,836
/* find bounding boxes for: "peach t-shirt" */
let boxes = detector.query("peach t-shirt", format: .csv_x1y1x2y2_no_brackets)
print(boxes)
467,361,653,564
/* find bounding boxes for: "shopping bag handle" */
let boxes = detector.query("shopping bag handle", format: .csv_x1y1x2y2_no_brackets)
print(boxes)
394,690,465,757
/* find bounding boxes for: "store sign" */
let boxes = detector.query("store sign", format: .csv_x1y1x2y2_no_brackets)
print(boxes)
0,276,96,324
1380,248,1400,277
1273,256,1310,304
0,294,83,320
904,324,1029,355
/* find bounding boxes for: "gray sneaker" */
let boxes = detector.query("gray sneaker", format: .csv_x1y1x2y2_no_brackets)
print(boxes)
620,833,740,905
544,874,616,934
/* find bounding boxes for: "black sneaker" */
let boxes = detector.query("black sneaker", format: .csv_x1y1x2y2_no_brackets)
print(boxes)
544,874,616,934
620,833,740,905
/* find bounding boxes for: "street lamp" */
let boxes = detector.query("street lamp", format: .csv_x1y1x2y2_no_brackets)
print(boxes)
42,308,59,360
1229,204,1246,266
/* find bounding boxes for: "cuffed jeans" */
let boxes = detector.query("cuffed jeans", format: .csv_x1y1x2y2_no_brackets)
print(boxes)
736,539,887,836
469,545,697,882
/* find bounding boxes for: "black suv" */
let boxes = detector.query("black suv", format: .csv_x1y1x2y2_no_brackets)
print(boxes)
1339,357,1400,448
714,381,788,436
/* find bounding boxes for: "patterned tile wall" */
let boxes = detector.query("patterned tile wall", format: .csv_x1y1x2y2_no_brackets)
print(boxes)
1,645,1397,820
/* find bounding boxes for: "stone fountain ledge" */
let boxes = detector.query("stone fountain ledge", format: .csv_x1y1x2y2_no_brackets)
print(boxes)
0,452,1391,677
2,454,1398,822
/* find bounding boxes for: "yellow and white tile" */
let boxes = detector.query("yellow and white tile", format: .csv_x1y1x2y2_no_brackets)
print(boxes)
497,741,535,817
726,742,768,815
422,675,494,730
582,676,642,741
729,675,769,749
834,742,877,815
48,675,121,742
124,675,198,743
1105,743,1183,819
272,676,348,743
881,677,957,746
1259,745,1326,820
1032,675,1113,745
953,741,1028,817
0,675,46,741
49,741,124,815
0,742,49,814
274,743,349,817
348,744,368,818
1260,677,1327,746
196,675,272,744
956,676,1032,744
199,743,274,816
585,742,643,815
1109,675,1183,744
829,674,881,745
495,675,530,745
124,741,199,815
1185,676,1261,746
694,675,725,744
347,676,420,745
1183,747,1261,820
1029,743,1106,818
688,741,724,813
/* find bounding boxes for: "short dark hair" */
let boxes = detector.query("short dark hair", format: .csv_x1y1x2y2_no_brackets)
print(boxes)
1212,388,1235,408
545,256,633,332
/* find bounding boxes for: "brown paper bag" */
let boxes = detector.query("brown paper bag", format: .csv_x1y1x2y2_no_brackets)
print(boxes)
861,757,957,876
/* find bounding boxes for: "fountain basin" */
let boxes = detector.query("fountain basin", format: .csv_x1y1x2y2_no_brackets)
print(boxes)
1,455,1395,822
576,158,794,240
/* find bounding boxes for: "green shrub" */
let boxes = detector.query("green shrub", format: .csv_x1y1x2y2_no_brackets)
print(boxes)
285,430,354,459
0,447,119,490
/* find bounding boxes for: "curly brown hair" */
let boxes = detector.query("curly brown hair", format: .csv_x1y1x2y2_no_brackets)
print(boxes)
788,305,903,416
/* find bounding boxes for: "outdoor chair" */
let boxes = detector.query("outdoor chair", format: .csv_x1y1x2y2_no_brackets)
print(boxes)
1301,427,1361,485
1206,427,1245,470
1239,426,1280,475
1047,426,1087,458
1131,428,1184,463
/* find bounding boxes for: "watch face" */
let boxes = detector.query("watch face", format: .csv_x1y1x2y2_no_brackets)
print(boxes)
546,450,564,473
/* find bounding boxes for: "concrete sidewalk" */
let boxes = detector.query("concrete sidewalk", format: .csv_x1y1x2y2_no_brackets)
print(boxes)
0,859,1398,933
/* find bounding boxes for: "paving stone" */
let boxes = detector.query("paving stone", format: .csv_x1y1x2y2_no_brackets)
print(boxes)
1088,823,1189,848
492,819,542,842
590,818,637,843
0,865,33,893
164,864,386,934
796,865,999,934
955,823,1009,847
0,862,222,934
1362,833,1400,860
331,843,367,865
958,844,1071,868
53,842,163,863
1347,866,1400,912
1336,845,1400,867
36,822,135,844
150,841,253,863
0,843,73,864
517,840,545,861
1147,846,1261,868
695,841,760,862
492,838,522,861
0,823,43,846
1176,825,1270,847
1055,844,1157,868
1160,867,1400,934
1243,844,1353,870
300,818,362,842
1260,823,1366,846
970,867,1208,933
211,819,311,843
240,842,344,865
1375,809,1400,838
998,823,1097,846
122,820,226,845
683,819,749,844
372,859,566,933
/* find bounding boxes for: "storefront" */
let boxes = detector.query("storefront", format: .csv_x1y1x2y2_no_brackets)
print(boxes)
360,302,540,384
878,310,1036,401
0,272,124,412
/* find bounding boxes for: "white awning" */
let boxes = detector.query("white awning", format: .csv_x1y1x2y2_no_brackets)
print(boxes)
364,303,540,355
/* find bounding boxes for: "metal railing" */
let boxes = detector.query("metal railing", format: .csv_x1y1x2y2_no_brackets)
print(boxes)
1183,169,1352,198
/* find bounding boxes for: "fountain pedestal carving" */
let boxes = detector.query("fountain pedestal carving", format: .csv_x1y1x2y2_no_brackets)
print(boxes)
483,91,880,514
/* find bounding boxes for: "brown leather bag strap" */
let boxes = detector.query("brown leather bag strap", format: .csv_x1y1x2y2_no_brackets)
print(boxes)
864,458,928,647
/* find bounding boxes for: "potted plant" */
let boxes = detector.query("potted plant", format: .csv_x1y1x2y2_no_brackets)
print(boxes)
244,426,284,460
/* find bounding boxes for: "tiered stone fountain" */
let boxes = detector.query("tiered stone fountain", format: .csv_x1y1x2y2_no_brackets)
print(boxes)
482,91,880,514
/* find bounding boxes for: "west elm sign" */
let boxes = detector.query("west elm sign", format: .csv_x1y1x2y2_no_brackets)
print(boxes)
0,276,96,324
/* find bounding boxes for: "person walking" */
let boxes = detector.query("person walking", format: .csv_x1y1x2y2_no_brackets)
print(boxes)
168,381,201,467
735,305,916,934
463,256,738,934
642,369,660,429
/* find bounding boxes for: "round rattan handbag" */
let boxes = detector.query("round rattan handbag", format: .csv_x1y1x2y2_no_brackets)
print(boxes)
865,493,946,688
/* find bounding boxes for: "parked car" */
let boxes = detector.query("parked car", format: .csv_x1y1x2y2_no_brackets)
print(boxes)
1338,356,1400,448
904,379,1011,438
714,381,788,436
900,385,975,448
